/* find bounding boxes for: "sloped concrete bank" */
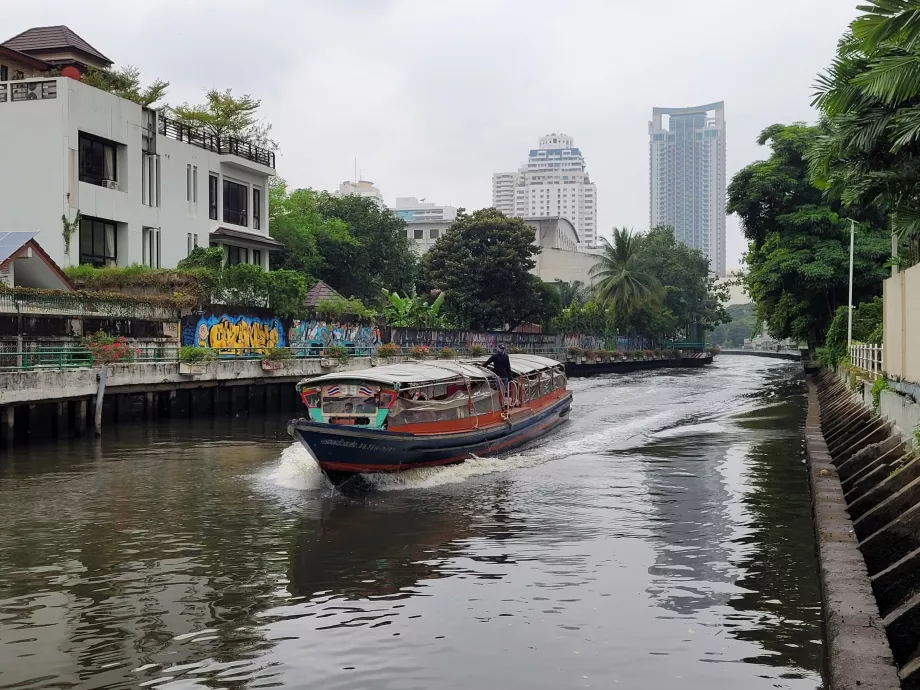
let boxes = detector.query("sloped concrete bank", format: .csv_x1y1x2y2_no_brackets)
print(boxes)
811,369,920,688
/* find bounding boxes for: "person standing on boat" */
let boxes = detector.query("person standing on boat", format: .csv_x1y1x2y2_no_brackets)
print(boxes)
485,344,512,400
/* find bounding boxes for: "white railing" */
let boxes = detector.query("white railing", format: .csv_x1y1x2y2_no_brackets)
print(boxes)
850,342,883,378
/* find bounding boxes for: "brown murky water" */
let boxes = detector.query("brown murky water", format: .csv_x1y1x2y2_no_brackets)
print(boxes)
0,356,823,689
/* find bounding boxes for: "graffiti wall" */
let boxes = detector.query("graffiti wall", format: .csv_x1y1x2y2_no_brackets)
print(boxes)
389,328,560,352
288,319,382,356
182,314,285,355
562,333,649,351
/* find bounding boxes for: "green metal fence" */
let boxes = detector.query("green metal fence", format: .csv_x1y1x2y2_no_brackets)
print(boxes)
0,344,179,371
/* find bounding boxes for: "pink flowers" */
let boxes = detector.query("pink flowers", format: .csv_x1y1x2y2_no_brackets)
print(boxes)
83,332,136,364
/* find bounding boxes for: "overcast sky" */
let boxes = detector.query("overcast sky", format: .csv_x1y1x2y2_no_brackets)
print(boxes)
9,0,860,270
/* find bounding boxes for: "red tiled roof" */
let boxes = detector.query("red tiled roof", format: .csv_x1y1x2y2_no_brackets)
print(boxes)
3,26,112,65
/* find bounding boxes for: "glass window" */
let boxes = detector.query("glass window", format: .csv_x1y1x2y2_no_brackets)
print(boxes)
209,175,218,220
0,65,7,81
429,228,440,239
227,245,248,266
252,249,262,267
78,134,117,185
223,179,248,226
253,187,262,230
413,229,424,240
79,217,117,267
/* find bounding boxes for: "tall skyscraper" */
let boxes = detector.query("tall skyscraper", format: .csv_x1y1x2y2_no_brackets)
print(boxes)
649,102,726,276
492,133,597,248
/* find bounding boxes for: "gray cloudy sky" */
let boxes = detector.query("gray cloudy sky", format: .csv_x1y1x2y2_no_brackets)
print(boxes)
9,1,859,269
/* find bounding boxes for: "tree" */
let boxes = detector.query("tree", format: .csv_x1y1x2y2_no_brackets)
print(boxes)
316,193,418,303
422,208,543,330
81,65,168,106
590,227,662,316
170,89,276,149
809,0,920,264
382,289,449,328
710,303,758,347
551,280,590,308
177,246,223,272
728,123,891,347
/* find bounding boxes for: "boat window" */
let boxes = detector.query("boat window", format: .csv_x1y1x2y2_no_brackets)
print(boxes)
553,369,566,389
322,397,378,414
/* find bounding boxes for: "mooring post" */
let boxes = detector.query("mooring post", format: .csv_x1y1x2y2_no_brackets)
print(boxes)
145,392,155,421
56,402,67,436
94,366,108,437
2,406,13,447
75,399,87,436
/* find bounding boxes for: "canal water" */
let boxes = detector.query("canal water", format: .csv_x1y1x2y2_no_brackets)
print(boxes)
0,357,823,689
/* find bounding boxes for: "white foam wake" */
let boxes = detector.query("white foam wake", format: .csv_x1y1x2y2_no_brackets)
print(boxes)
264,443,328,491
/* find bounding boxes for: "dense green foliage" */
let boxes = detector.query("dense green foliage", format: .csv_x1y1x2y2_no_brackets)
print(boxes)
382,289,450,328
728,123,891,348
269,181,417,304
590,228,662,315
809,0,920,265
820,296,884,366
82,65,168,107
421,208,551,330
177,247,224,272
551,280,590,308
710,303,758,347
169,89,276,150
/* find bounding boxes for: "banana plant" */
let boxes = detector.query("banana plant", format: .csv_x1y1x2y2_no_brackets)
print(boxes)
382,288,449,328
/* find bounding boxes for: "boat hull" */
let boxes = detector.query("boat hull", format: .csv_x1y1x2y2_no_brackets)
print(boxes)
288,393,572,484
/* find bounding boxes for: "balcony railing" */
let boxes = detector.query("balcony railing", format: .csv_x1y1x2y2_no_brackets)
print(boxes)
158,116,275,169
0,79,57,104
849,342,883,379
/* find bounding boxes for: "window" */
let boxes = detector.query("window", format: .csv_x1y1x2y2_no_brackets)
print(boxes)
429,228,440,240
252,249,262,267
253,187,262,230
143,227,161,268
227,245,248,266
186,165,191,200
223,179,248,226
141,154,159,207
79,134,117,186
193,165,198,202
209,174,218,220
0,66,7,81
413,228,424,240
187,233,193,256
193,233,198,249
79,218,117,267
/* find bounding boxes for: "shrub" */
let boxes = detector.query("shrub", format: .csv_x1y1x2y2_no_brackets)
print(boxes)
177,246,224,272
871,376,889,412
325,345,350,364
708,345,721,356
567,346,585,358
509,346,526,354
437,346,458,359
315,296,376,320
83,331,136,364
467,344,487,357
179,346,216,364
585,348,596,360
409,345,430,360
629,349,642,359
264,347,294,362
596,349,611,360
376,343,401,358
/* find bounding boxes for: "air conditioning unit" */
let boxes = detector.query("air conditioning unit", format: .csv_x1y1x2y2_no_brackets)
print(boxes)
103,180,119,191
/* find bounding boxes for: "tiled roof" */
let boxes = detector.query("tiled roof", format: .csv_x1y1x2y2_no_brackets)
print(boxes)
3,26,112,65
210,227,285,248
0,45,51,70
306,280,343,308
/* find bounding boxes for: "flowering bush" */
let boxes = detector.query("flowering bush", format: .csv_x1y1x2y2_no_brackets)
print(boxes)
376,343,401,358
509,346,527,354
83,331,137,364
409,345,430,360
437,346,458,359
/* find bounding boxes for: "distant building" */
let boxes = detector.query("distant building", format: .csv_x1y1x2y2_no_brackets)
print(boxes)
492,133,598,249
0,231,73,290
392,197,457,223
337,180,384,205
0,26,278,271
649,102,726,276
405,219,452,255
717,270,749,306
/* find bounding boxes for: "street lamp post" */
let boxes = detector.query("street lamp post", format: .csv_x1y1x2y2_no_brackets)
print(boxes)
847,218,856,350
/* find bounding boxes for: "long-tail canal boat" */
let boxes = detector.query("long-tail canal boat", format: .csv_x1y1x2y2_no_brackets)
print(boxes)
288,354,571,485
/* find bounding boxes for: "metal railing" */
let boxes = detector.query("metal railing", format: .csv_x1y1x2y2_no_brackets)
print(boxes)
0,344,179,372
850,342,883,379
158,116,275,169
0,291,180,320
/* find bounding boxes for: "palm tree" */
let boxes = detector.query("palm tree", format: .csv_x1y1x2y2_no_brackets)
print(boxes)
551,280,590,308
589,228,662,316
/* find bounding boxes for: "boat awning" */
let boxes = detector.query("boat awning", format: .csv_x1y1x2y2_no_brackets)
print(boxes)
299,355,564,388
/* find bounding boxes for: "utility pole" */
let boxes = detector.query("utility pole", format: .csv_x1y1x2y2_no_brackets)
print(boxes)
847,218,856,349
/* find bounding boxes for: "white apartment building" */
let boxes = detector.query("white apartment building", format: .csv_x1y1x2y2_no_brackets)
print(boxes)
405,220,452,255
337,180,384,205
492,133,598,248
392,197,457,223
649,102,727,277
0,27,279,271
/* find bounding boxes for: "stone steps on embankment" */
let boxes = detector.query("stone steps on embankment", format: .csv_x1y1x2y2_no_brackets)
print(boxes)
812,369,920,688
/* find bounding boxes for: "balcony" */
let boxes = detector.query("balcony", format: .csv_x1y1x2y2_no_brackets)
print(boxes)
158,116,275,170
0,79,57,103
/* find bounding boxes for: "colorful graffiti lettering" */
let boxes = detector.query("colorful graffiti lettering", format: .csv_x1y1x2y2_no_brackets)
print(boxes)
185,315,285,356
389,328,559,353
288,319,382,356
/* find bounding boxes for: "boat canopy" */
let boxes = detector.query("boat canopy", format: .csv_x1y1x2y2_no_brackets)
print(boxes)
297,355,563,388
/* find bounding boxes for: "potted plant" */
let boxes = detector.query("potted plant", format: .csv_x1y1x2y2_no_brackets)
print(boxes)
409,345,430,360
467,344,487,357
84,331,138,366
178,346,215,374
567,346,585,361
585,348,597,362
322,345,350,368
261,347,293,371
437,346,458,359
376,343,401,360
509,346,526,354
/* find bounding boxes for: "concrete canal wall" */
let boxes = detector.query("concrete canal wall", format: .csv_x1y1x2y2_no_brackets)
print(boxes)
810,368,920,689
0,354,711,446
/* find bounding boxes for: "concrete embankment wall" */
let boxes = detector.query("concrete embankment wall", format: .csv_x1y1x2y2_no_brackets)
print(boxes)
811,369,920,688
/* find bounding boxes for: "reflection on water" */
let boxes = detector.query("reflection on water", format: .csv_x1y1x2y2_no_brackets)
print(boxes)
0,357,822,689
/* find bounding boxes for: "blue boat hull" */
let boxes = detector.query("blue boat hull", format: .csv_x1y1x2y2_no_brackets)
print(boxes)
288,393,572,484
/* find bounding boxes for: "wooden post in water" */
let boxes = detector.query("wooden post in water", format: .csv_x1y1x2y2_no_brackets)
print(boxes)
2,405,13,447
94,366,108,437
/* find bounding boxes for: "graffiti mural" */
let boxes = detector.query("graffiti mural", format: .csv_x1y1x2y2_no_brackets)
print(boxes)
562,334,648,351
389,328,560,353
183,314,286,355
288,319,382,356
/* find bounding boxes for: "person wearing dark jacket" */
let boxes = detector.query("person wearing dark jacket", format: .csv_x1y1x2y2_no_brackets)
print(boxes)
484,344,512,398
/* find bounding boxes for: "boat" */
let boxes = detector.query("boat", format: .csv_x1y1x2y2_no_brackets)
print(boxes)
287,354,572,485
